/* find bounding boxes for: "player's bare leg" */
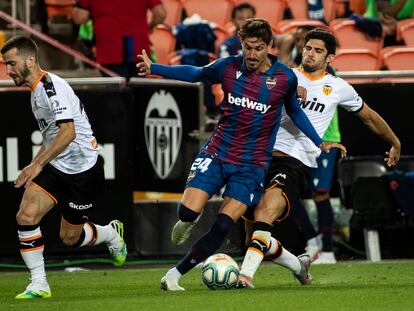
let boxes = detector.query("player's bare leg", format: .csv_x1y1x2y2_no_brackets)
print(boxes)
238,187,312,288
15,183,54,299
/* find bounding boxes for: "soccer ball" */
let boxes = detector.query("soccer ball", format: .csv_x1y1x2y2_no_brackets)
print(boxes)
201,253,239,290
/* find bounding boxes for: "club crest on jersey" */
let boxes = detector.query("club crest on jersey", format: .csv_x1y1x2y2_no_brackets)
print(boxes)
266,77,277,90
323,85,332,95
144,90,182,180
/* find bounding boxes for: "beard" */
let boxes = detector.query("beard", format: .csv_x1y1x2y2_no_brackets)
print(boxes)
246,58,261,72
302,62,318,73
12,64,31,86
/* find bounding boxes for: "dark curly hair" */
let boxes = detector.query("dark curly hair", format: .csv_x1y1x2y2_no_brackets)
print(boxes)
304,28,337,55
237,18,273,45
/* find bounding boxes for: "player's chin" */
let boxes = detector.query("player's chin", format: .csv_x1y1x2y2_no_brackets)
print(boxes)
246,63,259,71
13,78,24,86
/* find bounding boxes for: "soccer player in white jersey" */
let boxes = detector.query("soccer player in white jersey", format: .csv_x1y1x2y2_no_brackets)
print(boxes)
236,28,401,288
1,36,127,299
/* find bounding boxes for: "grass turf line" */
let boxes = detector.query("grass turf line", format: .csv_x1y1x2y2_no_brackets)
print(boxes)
0,261,413,311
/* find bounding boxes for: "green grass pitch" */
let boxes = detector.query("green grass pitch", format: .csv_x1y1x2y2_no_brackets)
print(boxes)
1,261,414,311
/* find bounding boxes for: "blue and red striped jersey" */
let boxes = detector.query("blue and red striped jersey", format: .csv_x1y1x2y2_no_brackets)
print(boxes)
201,54,297,168
151,54,322,168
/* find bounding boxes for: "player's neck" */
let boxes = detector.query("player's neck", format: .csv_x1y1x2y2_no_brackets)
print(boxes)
27,67,44,89
257,57,272,74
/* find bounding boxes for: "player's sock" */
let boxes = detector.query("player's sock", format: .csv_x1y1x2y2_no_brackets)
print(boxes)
177,203,200,222
269,237,301,274
291,200,318,240
17,224,47,284
316,199,334,251
239,222,272,279
165,267,183,279
175,213,234,275
75,222,116,247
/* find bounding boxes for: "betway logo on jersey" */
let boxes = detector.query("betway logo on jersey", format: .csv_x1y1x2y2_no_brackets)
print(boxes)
228,93,271,114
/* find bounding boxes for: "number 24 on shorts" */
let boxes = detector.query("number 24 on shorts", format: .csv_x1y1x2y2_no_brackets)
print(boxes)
191,158,212,173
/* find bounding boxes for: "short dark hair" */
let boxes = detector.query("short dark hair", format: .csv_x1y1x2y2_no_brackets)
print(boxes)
304,28,336,55
1,35,38,60
238,18,273,45
231,2,256,19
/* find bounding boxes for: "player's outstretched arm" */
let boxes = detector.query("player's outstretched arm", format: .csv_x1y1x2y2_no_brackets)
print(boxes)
356,103,401,167
136,49,204,82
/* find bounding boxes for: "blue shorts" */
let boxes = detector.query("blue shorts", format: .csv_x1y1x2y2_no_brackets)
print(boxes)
309,148,338,192
186,152,266,206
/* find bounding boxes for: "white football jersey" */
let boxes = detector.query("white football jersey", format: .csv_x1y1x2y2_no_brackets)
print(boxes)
31,72,99,174
274,68,363,167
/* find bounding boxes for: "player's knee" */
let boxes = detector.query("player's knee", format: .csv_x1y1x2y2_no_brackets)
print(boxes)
177,203,200,222
16,209,37,226
60,231,81,246
210,213,234,236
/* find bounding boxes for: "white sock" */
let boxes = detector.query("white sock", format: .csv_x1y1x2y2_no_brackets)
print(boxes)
266,237,280,256
166,267,182,279
239,230,271,279
272,246,301,274
18,227,47,284
80,223,116,247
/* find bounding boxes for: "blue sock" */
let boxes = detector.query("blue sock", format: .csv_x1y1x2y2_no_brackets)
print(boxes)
291,200,318,240
176,213,234,275
177,203,200,222
316,199,334,251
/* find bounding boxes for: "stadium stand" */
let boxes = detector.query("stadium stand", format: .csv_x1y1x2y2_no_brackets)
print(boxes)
234,0,286,30
150,25,176,64
349,0,366,15
380,46,414,70
214,25,231,54
182,0,234,27
275,19,328,34
285,0,308,19
330,18,383,55
396,18,414,46
332,48,380,71
324,0,347,22
163,0,184,26
45,0,75,21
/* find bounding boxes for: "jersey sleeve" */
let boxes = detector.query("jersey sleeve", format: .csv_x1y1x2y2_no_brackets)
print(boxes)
151,57,228,84
200,57,229,84
48,81,75,125
284,71,323,147
338,79,364,112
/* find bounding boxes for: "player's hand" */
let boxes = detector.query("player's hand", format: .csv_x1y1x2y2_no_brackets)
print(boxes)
297,86,307,104
136,49,153,76
14,162,43,188
319,141,347,158
384,145,400,167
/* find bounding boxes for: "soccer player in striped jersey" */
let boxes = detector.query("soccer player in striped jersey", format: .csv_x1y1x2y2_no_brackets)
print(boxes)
237,28,401,288
137,19,344,291
1,36,127,299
